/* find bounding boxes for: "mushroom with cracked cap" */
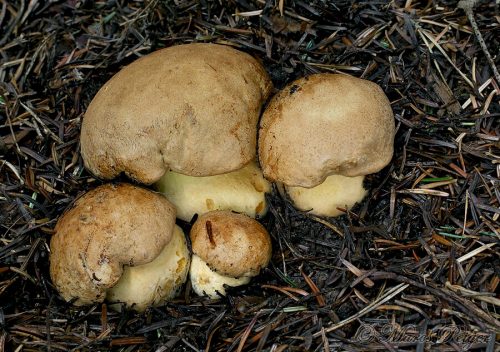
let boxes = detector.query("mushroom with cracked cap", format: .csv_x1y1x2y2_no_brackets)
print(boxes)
258,73,395,217
189,210,272,298
49,183,190,312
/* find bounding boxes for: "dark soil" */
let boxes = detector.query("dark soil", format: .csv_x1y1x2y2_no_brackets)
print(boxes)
1,0,499,351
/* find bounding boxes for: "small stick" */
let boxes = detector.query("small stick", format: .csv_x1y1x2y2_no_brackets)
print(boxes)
458,0,500,86
205,220,215,246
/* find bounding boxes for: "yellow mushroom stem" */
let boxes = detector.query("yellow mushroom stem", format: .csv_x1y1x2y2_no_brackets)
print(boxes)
106,225,190,312
155,161,271,222
189,254,250,299
285,174,367,217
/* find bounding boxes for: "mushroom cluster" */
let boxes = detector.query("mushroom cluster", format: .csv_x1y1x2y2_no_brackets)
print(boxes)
50,42,395,310
50,43,274,310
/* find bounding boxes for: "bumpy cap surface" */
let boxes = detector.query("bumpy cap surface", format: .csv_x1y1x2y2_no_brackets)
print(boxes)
81,43,273,184
258,73,395,188
50,183,176,305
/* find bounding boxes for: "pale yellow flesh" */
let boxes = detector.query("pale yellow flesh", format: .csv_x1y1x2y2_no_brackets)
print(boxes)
286,174,367,217
106,226,190,311
155,161,271,222
189,254,250,299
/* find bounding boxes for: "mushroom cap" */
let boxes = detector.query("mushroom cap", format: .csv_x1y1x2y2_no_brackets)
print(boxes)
106,225,190,311
190,210,272,278
258,73,395,188
49,183,176,305
81,43,273,184
155,160,271,222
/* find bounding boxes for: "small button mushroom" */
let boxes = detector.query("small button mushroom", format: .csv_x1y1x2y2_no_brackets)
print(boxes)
258,73,395,217
189,210,272,298
49,183,190,311
155,160,271,222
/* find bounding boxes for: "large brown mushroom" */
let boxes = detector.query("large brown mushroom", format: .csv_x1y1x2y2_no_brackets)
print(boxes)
258,73,395,217
81,43,273,184
49,183,190,311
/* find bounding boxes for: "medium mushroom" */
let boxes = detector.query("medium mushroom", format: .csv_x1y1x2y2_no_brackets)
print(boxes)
189,210,272,298
49,183,190,311
80,43,273,184
258,73,395,217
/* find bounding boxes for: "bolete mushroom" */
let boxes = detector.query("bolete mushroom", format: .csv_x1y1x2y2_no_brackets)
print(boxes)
155,160,271,222
81,43,273,184
49,183,190,311
189,210,272,298
258,73,395,217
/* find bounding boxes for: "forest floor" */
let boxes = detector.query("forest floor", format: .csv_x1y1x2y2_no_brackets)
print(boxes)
1,0,499,351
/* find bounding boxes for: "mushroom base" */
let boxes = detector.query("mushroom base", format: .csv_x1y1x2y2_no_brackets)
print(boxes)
189,254,250,299
155,161,271,222
106,225,190,312
286,174,367,217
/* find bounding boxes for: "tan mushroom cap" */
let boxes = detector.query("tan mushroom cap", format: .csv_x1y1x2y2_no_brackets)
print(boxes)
190,210,272,278
258,73,395,188
81,43,273,184
49,183,176,306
